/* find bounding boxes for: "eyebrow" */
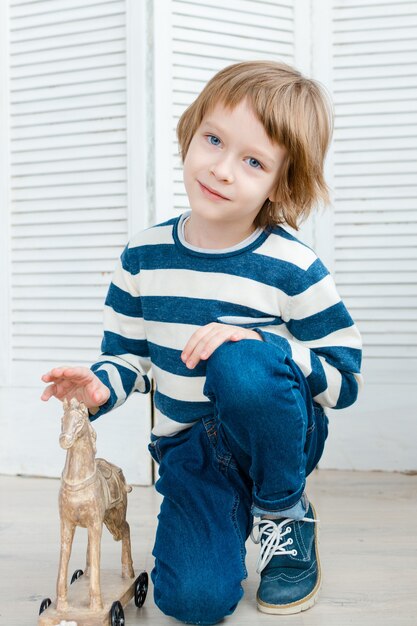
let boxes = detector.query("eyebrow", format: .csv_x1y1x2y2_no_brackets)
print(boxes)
202,120,276,167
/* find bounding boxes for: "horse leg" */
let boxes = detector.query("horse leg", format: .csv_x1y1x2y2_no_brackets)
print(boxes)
84,535,90,577
121,519,135,578
56,519,75,611
88,522,103,611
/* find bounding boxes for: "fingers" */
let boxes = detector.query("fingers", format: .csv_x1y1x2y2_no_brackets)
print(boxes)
182,326,242,369
42,366,92,383
90,383,110,406
40,366,100,405
181,324,214,361
40,383,57,401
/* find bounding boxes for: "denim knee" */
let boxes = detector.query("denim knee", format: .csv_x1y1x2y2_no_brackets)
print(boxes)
153,573,242,625
204,338,288,408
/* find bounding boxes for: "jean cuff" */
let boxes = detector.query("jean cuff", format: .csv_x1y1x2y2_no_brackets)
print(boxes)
251,493,309,521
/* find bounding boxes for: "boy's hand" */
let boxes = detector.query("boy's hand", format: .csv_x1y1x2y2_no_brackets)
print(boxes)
40,366,110,408
181,323,262,369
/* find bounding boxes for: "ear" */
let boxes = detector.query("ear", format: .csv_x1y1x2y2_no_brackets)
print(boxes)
63,398,68,410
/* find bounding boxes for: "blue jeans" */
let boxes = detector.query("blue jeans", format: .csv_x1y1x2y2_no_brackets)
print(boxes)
148,339,329,625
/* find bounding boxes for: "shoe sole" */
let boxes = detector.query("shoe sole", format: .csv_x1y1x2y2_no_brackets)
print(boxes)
256,502,322,615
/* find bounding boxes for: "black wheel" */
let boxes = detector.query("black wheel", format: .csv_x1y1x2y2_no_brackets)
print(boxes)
134,571,149,608
39,597,51,615
110,600,125,626
70,568,84,584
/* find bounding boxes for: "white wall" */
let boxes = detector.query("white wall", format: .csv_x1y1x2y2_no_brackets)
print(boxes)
0,0,153,484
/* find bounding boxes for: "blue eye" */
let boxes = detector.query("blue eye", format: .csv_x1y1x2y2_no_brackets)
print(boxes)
207,134,221,146
247,157,262,169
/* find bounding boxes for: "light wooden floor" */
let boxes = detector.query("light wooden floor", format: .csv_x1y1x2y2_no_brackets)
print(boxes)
1,470,417,626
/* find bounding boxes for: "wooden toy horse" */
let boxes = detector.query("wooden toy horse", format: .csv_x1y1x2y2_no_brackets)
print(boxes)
56,397,134,612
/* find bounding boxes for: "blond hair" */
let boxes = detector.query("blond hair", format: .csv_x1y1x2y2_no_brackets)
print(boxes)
176,60,334,230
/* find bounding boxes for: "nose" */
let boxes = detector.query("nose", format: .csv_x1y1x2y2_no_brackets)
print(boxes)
210,153,234,183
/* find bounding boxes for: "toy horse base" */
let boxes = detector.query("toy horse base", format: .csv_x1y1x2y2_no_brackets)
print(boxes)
38,569,148,626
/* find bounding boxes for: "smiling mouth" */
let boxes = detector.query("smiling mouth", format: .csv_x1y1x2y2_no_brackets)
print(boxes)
198,181,230,200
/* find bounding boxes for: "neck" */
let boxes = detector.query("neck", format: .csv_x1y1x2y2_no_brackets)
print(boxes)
185,214,257,249
62,430,96,485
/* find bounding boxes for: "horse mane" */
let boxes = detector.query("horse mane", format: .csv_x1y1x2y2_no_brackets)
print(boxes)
65,398,97,454
87,418,97,453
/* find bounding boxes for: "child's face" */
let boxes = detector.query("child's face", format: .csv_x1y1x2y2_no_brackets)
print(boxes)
183,98,286,228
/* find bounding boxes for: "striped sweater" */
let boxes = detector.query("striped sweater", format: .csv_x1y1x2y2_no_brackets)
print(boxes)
90,210,363,437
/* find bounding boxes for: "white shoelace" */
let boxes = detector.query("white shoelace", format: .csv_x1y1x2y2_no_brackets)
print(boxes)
250,516,319,574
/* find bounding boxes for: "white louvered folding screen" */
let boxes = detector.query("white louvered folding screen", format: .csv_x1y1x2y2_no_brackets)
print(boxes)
154,0,295,223
9,0,128,383
331,0,417,383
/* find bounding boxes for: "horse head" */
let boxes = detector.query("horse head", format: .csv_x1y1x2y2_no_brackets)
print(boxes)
60,398,96,451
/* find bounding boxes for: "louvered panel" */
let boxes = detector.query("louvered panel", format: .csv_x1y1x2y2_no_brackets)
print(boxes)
12,219,126,237
336,272,416,285
12,114,126,141
333,0,414,15
334,63,417,80
342,297,417,310
12,285,107,306
13,310,102,323
13,169,126,190
11,28,126,59
12,66,125,96
335,222,417,236
12,208,126,225
173,0,293,21
10,1,123,26
17,322,100,335
12,233,126,251
335,204,417,216
337,259,417,272
170,0,295,216
12,56,125,86
13,195,127,213
334,75,417,92
13,272,111,286
14,334,101,349
336,186,417,201
12,246,124,262
338,283,417,297
11,42,124,74
13,298,104,311
334,50,417,69
13,182,126,202
11,129,127,152
335,112,416,128
11,81,126,109
335,135,417,150
334,159,417,174
12,104,126,129
12,259,117,274
11,12,125,45
332,1,417,365
12,142,125,164
13,347,101,361
9,0,127,367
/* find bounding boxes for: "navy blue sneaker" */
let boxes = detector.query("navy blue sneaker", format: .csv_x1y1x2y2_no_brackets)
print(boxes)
250,502,321,614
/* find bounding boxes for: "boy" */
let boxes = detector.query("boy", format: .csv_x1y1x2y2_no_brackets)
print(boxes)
41,60,363,624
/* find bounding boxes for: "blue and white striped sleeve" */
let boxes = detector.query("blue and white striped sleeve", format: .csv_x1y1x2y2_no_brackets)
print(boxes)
254,258,363,410
89,244,152,421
